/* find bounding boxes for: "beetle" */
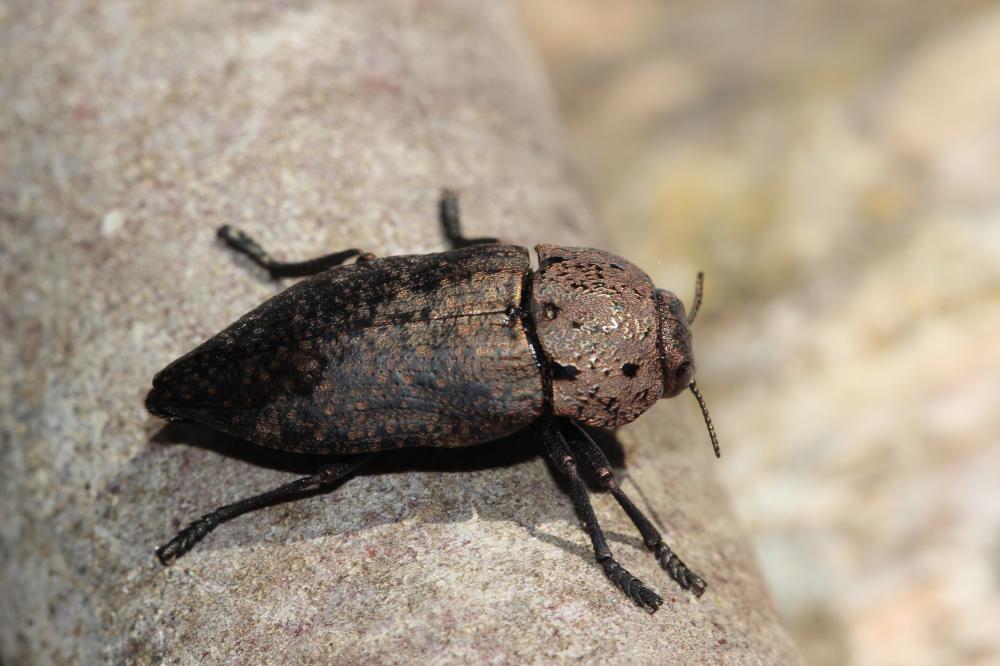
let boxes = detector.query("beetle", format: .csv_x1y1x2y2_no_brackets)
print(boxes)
148,190,720,612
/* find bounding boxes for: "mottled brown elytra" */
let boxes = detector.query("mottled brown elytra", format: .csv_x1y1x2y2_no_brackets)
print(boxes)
148,190,721,612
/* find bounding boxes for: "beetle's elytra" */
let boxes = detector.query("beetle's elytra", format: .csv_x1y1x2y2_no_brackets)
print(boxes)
148,191,721,612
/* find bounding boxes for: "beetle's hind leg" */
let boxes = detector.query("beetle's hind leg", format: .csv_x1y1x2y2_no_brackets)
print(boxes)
156,455,370,565
217,226,376,278
537,416,663,612
563,419,707,596
440,189,499,248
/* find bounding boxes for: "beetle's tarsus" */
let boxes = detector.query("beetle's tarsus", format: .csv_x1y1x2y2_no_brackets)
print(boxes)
156,514,218,565
655,542,706,596
600,556,663,612
218,224,272,265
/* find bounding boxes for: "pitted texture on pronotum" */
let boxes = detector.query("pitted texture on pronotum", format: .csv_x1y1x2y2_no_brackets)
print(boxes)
529,244,663,428
146,245,544,453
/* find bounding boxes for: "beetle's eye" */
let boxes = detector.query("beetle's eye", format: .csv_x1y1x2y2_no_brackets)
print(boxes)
675,362,693,387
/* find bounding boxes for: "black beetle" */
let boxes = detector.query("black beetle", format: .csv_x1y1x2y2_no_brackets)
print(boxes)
148,191,720,612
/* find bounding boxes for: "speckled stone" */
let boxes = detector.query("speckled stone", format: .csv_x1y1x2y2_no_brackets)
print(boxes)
0,1,799,663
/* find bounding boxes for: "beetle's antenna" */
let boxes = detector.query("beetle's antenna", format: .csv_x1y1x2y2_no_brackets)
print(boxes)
689,381,719,458
687,272,704,324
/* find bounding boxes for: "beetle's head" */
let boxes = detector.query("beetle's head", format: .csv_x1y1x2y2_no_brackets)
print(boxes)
654,287,695,398
654,273,720,458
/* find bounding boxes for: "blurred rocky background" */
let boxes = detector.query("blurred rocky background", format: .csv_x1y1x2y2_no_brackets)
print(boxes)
517,2,1000,664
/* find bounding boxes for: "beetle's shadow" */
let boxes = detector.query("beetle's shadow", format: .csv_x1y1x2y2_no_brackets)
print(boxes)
148,421,647,564
151,420,625,478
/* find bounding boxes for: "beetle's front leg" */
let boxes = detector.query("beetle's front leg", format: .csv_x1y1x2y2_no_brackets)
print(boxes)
217,226,376,278
536,416,663,612
563,419,707,596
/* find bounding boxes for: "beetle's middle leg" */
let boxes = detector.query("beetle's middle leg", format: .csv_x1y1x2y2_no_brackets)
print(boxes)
439,189,499,248
537,416,663,612
562,419,707,596
156,455,371,565
217,226,377,278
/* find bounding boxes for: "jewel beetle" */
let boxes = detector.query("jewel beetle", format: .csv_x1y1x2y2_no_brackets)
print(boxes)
148,190,721,612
